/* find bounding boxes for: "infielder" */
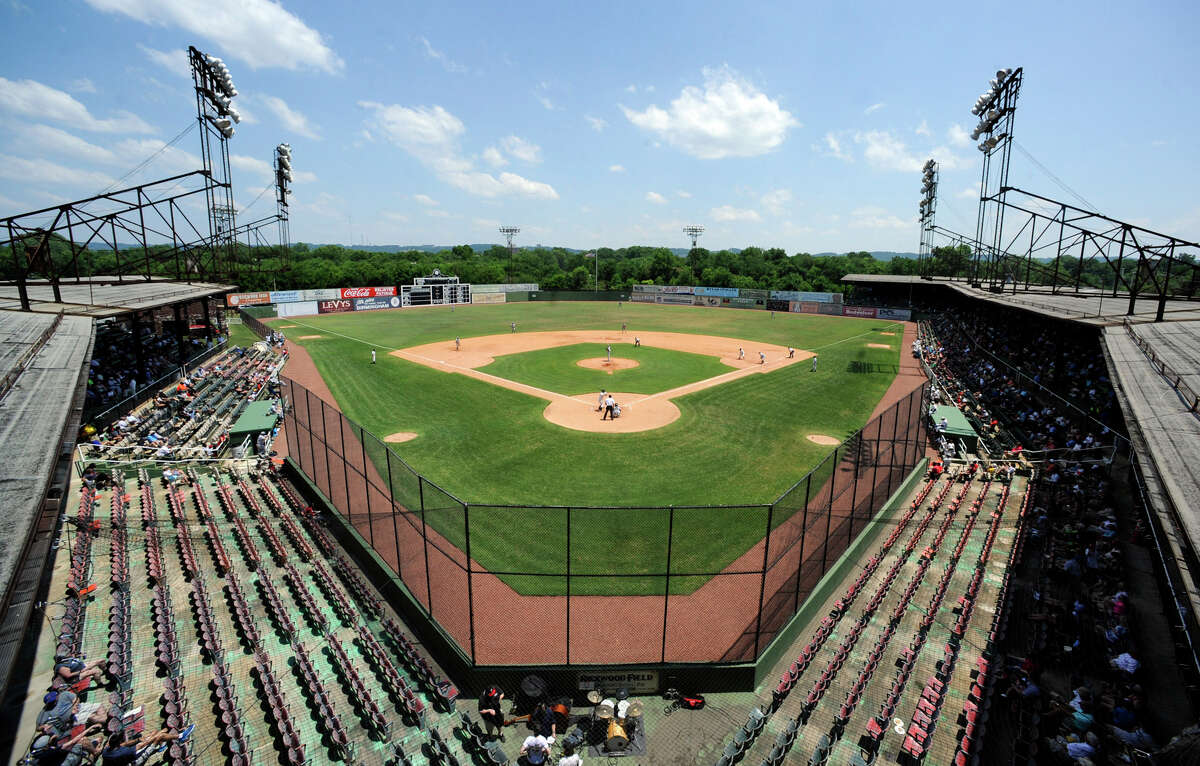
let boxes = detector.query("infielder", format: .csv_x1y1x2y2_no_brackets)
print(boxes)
371,349,376,364
456,337,461,351
759,351,766,365
738,347,744,360
788,347,795,358
812,355,818,372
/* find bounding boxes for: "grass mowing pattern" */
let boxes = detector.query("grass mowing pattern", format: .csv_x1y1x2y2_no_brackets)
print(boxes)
278,302,902,595
480,341,731,395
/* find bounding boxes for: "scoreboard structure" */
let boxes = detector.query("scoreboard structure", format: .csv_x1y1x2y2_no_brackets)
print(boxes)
401,269,471,307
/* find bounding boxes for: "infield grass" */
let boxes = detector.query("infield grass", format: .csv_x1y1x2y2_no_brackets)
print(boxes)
275,301,905,595
481,342,730,395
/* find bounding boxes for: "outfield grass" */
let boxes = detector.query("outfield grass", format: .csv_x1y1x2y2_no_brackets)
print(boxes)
276,302,903,595
481,342,731,395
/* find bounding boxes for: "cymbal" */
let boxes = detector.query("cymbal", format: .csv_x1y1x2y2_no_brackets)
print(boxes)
597,701,614,720
586,690,603,705
626,699,643,717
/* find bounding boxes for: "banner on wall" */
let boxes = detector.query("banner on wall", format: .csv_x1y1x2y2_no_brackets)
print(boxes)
268,290,301,303
471,283,538,293
694,295,722,307
353,296,402,311
302,288,341,301
632,284,662,293
737,288,769,301
656,293,695,305
694,286,738,297
660,285,695,294
276,301,318,318
765,299,790,312
317,299,354,314
339,286,397,299
631,293,658,303
471,292,506,304
843,306,878,318
725,297,762,309
877,307,912,320
225,292,270,307
818,303,844,316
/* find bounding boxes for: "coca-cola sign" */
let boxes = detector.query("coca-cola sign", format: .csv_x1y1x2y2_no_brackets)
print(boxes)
318,299,353,314
339,286,397,299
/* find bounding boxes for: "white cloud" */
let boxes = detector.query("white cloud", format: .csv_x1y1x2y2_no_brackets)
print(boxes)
474,217,500,228
359,101,558,199
625,84,638,94
823,132,852,161
864,102,885,115
0,153,114,188
849,206,911,230
84,0,343,73
138,45,190,79
379,210,408,223
676,190,692,198
413,193,438,206
621,66,798,159
481,146,508,167
645,191,667,205
425,208,451,218
14,124,116,164
948,123,970,147
0,77,154,133
854,130,972,172
957,185,977,199
710,204,761,222
761,188,793,216
259,94,319,139
536,95,555,111
915,119,930,137
585,114,607,132
419,36,468,74
500,135,542,163
70,78,97,94
230,153,273,178
608,164,625,173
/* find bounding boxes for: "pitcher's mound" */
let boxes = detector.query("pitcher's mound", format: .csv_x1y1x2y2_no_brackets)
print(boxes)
384,432,418,443
806,434,840,445
298,335,323,340
577,357,639,373
544,393,679,433
867,343,891,349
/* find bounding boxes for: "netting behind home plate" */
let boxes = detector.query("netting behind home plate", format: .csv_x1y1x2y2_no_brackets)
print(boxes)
280,376,929,666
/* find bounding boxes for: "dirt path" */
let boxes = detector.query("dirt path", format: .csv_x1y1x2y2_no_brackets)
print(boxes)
395,330,809,432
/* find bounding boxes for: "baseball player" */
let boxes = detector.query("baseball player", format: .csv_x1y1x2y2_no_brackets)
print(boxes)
738,347,744,360
788,347,795,358
456,337,461,351
596,389,607,412
371,349,376,364
634,337,641,348
759,351,766,365
511,321,516,333
812,354,818,372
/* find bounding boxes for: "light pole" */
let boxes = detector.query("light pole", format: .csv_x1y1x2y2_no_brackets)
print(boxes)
499,226,519,283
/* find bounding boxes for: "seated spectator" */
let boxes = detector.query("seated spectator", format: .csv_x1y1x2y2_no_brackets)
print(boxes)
53,656,106,687
29,723,103,765
101,725,192,766
519,734,551,765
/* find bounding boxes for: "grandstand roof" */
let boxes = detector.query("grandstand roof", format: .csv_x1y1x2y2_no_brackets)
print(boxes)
1103,321,1200,619
0,277,232,318
0,312,93,616
841,274,1200,325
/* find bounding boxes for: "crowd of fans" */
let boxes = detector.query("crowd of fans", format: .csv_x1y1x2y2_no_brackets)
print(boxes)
916,298,1196,763
84,320,226,411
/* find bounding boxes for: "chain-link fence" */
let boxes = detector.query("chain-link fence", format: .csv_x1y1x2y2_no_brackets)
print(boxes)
281,376,930,666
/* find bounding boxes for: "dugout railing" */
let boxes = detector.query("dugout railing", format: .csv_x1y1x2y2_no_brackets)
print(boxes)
278,373,930,669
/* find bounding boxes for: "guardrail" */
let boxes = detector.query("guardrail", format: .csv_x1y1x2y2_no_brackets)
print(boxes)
0,311,64,401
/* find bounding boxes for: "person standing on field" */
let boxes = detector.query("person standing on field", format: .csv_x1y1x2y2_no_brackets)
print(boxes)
812,354,818,372
596,389,607,412
371,349,376,364
456,337,461,351
602,394,616,420
511,321,516,333
606,344,612,363
634,336,641,348
621,322,627,333
788,347,795,358
738,347,744,360
759,351,766,365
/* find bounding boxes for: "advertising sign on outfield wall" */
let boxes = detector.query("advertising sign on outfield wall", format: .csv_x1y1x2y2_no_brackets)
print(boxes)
302,288,341,301
269,290,302,303
660,285,695,294
318,299,354,314
694,286,739,297
818,303,844,316
842,306,878,318
631,293,658,303
694,295,722,307
472,283,538,293
766,299,790,312
737,288,770,301
577,669,659,695
339,286,397,299
632,284,662,293
471,292,507,304
877,308,913,320
656,293,696,305
725,297,762,309
225,292,271,307
353,296,402,311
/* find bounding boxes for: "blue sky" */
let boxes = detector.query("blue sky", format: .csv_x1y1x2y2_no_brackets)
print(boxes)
1,0,1197,252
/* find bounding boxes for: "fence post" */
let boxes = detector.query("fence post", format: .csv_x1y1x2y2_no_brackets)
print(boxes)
340,412,354,538
753,503,775,658
848,432,862,542
661,506,674,664
883,396,900,501
419,476,433,616
383,435,403,581
357,421,373,550
304,389,318,489
566,506,572,665
464,502,476,665
792,475,812,615
820,450,837,576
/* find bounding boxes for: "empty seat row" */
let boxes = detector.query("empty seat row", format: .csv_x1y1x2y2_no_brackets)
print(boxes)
225,573,262,648
332,555,383,619
309,559,357,625
291,643,353,758
257,571,297,640
230,515,262,571
252,651,305,765
326,633,390,737
354,624,426,723
254,514,290,565
284,564,328,633
205,520,232,573
191,578,223,660
381,618,458,709
151,584,181,675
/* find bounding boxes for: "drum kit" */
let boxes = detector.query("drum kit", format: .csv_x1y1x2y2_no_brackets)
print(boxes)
587,689,643,752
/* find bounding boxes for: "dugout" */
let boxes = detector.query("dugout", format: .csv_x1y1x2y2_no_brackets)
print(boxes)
228,400,279,453
931,404,979,452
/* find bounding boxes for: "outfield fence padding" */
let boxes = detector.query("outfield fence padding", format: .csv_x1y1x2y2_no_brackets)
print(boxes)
280,375,929,667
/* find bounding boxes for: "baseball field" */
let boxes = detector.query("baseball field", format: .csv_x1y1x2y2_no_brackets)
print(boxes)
272,301,906,595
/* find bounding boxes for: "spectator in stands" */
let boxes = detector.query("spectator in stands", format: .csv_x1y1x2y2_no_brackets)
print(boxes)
53,656,106,687
557,745,582,766
478,685,506,741
29,722,103,765
519,733,551,765
100,726,191,766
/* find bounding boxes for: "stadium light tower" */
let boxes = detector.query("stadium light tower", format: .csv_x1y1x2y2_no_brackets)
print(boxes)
275,142,293,262
189,45,242,275
499,225,520,282
968,66,1023,288
683,225,705,249
918,159,938,279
